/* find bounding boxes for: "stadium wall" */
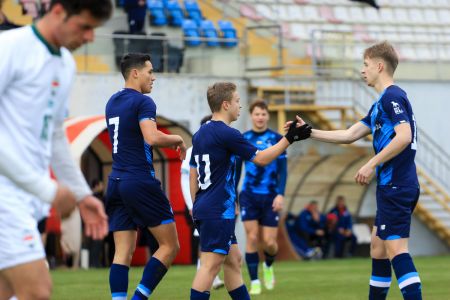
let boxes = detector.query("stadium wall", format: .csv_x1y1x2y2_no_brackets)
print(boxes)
69,74,250,135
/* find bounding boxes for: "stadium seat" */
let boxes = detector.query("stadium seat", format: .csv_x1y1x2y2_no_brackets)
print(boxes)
19,0,39,19
200,20,219,47
147,0,168,26
240,4,264,21
167,45,184,72
217,20,238,47
148,33,166,72
182,19,201,46
184,0,203,25
166,0,184,27
112,30,129,69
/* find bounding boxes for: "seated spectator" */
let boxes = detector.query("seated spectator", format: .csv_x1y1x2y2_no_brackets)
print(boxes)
327,195,357,258
0,0,20,30
285,213,322,260
295,200,329,257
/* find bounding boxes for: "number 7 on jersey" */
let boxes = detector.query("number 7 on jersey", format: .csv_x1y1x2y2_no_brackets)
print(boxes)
109,117,120,154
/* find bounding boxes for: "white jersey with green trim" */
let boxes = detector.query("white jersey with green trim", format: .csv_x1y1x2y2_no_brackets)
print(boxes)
0,26,75,217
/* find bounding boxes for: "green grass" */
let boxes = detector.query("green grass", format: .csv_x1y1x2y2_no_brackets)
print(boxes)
51,256,450,299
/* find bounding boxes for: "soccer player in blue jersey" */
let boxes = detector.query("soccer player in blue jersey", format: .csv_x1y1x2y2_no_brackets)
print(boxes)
291,41,422,300
105,53,186,300
189,82,311,300
235,99,287,294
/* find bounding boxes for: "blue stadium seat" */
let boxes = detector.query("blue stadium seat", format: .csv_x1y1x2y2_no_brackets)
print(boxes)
182,19,201,46
184,0,203,26
217,20,238,47
200,20,219,47
167,0,184,27
147,0,167,26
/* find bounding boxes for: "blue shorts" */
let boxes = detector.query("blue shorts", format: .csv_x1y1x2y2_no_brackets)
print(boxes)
194,219,237,255
375,185,419,240
239,190,279,227
106,177,174,231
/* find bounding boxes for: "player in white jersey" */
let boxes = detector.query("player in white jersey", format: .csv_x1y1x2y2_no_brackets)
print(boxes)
180,115,224,290
0,1,112,299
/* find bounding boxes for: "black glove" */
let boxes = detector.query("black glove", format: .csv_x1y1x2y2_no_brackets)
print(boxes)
285,120,312,144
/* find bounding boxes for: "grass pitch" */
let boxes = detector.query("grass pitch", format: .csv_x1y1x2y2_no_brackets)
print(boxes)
51,255,450,299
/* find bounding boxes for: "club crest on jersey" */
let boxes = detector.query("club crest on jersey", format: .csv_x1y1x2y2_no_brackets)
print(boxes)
391,101,403,114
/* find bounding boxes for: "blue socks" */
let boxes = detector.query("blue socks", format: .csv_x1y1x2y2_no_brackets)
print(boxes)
228,285,250,300
190,289,210,299
132,257,168,299
109,264,129,300
245,252,259,281
392,253,422,300
264,251,276,267
369,259,391,300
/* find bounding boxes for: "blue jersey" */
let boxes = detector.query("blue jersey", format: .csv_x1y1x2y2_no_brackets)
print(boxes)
361,85,418,187
241,129,287,195
190,120,258,220
105,88,157,180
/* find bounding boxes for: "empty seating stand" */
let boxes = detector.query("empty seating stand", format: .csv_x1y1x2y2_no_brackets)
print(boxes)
217,20,238,47
182,19,201,46
166,0,184,27
184,0,203,25
200,20,219,47
147,0,167,26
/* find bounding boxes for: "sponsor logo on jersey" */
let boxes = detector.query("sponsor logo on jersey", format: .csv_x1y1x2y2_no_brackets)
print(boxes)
391,101,404,114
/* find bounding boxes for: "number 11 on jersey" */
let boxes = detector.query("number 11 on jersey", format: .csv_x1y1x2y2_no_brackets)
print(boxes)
109,117,120,153
195,154,211,190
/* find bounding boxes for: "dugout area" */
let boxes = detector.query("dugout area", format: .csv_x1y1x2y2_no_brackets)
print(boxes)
61,115,194,265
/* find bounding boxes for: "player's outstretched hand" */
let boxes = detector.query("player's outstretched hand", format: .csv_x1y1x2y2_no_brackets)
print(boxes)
178,141,187,160
78,195,108,240
285,120,312,144
52,184,77,219
283,115,307,133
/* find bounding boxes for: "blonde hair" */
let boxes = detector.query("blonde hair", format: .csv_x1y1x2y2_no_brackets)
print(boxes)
206,82,236,112
364,41,398,75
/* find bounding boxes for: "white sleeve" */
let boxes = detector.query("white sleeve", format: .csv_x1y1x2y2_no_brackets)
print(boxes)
0,143,57,203
181,147,193,210
50,125,92,202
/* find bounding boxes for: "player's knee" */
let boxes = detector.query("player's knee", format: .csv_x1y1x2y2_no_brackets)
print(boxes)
370,243,386,259
29,280,52,300
264,239,277,251
247,233,258,246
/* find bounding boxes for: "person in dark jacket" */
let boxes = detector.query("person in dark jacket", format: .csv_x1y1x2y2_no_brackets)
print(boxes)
327,195,357,258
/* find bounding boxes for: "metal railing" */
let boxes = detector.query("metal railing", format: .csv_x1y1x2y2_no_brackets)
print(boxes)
251,68,450,193
72,32,240,75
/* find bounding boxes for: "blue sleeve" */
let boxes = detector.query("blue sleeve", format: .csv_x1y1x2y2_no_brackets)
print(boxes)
360,104,374,128
138,96,157,122
276,157,287,195
235,156,243,190
225,128,258,161
381,94,411,127
299,212,315,235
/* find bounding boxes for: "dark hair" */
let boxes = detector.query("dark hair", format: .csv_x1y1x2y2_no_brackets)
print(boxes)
206,82,236,113
120,53,151,80
249,99,268,113
364,41,398,75
50,0,113,20
200,114,212,125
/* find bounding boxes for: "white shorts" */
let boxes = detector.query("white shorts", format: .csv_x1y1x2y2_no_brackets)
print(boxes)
0,187,46,270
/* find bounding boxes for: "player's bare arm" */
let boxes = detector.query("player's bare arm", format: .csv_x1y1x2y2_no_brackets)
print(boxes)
355,122,412,185
140,119,186,159
189,167,199,204
284,115,371,144
252,121,311,166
